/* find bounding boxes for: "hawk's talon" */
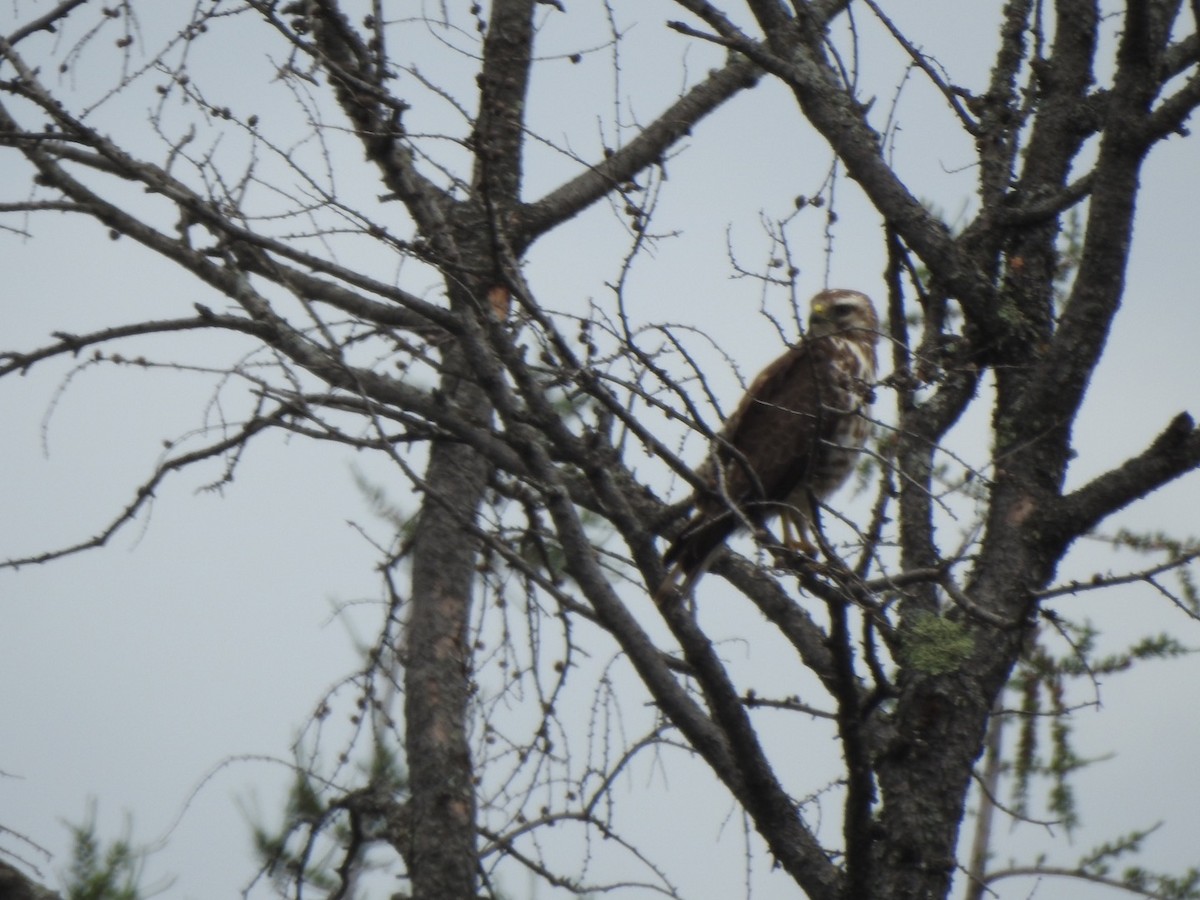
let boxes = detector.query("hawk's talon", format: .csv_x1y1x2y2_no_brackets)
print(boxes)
780,509,818,557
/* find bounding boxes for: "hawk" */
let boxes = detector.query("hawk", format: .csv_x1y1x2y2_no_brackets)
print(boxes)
661,289,880,594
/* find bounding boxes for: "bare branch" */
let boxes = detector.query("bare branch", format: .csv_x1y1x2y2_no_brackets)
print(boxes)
4,0,89,47
519,53,760,241
1047,414,1200,545
2,408,287,570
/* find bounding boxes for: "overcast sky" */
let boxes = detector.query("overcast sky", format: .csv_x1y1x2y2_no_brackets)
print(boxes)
2,3,1199,899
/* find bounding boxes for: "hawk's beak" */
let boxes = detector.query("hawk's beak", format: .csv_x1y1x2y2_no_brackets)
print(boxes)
809,303,831,325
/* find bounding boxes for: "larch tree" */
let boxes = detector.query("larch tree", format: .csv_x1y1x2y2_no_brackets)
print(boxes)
2,2,1199,900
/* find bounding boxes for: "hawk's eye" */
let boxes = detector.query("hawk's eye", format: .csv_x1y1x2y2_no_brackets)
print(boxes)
832,302,858,318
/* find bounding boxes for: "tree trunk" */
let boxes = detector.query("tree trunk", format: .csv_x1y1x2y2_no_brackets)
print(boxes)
404,343,492,900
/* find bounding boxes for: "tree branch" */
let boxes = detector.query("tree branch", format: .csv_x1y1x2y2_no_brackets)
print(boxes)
3,0,89,47
1046,413,1200,544
518,52,759,241
1016,1,1175,449
2,408,288,569
301,0,460,254
472,0,537,208
1,315,255,377
669,0,978,308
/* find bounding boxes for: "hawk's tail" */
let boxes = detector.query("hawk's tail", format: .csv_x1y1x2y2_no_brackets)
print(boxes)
656,512,737,601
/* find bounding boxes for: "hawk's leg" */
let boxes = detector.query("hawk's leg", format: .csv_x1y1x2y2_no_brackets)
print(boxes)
781,509,818,557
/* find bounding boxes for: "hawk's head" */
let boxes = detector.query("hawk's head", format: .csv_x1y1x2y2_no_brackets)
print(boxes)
808,289,878,340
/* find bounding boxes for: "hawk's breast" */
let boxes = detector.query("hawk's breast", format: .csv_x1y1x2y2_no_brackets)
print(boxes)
805,335,876,501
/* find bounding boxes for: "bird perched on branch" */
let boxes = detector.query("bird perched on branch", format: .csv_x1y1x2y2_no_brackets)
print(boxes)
659,289,880,597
